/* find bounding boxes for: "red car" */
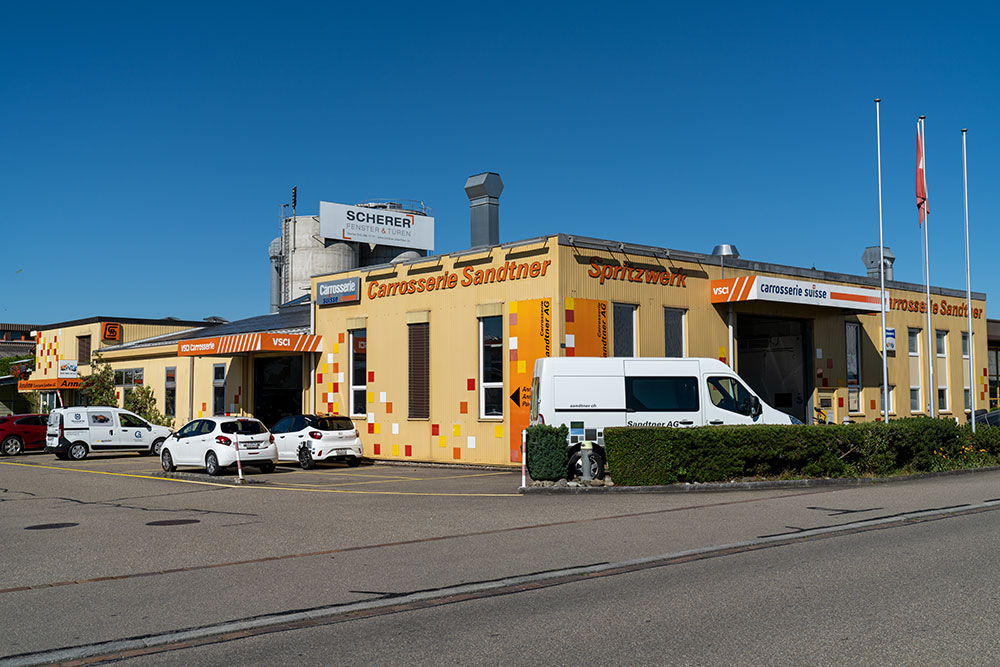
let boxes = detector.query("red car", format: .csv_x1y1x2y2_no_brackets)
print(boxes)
0,414,49,456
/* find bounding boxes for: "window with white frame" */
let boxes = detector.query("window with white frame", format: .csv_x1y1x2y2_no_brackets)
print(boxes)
164,367,176,417
879,385,894,416
664,308,685,357
936,330,948,412
350,328,367,417
846,322,861,412
479,316,503,418
909,328,921,413
613,303,637,357
212,364,225,415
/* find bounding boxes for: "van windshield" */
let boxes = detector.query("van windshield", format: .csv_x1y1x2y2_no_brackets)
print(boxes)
220,420,267,435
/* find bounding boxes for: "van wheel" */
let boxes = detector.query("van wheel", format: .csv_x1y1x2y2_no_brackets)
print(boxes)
151,439,165,456
1,436,24,456
161,449,176,472
568,450,606,480
68,442,89,461
298,448,316,470
205,451,222,476
258,461,276,474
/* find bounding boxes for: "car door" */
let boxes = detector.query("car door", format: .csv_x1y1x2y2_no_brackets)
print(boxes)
170,420,202,464
87,410,117,450
117,412,152,450
17,416,47,448
703,375,759,426
271,416,294,460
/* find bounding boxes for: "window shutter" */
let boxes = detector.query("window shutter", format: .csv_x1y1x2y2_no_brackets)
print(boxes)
78,336,92,365
408,323,429,419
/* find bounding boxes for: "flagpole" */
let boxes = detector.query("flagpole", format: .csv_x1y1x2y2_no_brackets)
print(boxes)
875,99,890,420
920,116,935,417
962,128,975,431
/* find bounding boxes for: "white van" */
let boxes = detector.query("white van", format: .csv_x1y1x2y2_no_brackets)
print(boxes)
46,407,173,461
529,357,800,478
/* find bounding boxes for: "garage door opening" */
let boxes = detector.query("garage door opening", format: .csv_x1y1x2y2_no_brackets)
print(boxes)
736,315,811,423
253,356,302,429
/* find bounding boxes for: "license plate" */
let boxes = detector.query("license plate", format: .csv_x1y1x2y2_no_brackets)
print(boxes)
336,449,350,456
243,443,259,449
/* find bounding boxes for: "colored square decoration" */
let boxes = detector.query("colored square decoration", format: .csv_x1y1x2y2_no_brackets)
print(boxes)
565,309,575,323
339,332,345,343
432,424,439,436
373,443,381,455
838,397,844,408
468,378,476,391
827,358,833,369
494,425,503,438
453,447,461,460
386,402,392,414
368,423,374,434
517,361,526,374
368,371,375,382
460,402,468,414
453,424,461,437
823,378,829,388
405,445,412,457
870,400,876,411
392,444,399,457
439,436,447,448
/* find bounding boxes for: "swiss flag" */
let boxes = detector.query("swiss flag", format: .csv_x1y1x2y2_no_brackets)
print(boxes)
916,122,929,225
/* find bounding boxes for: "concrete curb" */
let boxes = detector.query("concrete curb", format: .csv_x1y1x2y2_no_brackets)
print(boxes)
518,464,1000,494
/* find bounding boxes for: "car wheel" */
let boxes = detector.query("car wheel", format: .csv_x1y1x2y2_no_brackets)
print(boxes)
68,442,89,461
161,449,176,472
205,451,222,476
1,435,24,456
568,449,605,480
346,456,361,467
152,439,165,456
258,461,276,474
297,447,316,470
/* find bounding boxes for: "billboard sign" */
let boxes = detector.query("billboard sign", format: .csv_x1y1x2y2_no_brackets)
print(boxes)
58,360,78,379
319,201,434,251
316,277,361,306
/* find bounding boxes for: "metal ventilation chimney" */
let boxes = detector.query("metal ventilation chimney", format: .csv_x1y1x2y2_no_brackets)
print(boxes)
862,246,895,281
465,172,503,248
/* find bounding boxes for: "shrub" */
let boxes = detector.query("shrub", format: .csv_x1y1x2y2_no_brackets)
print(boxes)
605,418,1000,486
525,424,569,481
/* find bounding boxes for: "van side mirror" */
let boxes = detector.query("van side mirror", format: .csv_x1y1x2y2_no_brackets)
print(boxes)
146,424,152,431
750,396,762,418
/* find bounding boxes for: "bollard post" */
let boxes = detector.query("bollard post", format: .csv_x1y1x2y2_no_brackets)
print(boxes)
521,429,527,489
580,441,593,481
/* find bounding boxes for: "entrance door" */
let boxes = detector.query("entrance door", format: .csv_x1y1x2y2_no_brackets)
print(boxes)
253,356,303,430
736,315,810,423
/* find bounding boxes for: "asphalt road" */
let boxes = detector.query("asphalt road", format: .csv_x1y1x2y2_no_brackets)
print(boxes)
1,453,998,665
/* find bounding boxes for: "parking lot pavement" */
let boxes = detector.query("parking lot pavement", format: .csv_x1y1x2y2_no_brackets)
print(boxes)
0,452,523,496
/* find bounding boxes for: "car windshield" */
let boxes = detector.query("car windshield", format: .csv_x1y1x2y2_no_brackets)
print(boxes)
314,417,355,431
220,420,267,435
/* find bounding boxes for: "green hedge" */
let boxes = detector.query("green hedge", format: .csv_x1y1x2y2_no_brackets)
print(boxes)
525,424,569,481
604,418,1000,486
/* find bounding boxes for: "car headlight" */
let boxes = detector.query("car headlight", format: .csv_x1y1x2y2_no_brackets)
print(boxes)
789,415,804,425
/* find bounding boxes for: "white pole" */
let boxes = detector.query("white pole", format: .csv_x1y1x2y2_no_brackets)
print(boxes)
962,128,975,432
921,117,935,417
234,434,245,483
875,100,890,421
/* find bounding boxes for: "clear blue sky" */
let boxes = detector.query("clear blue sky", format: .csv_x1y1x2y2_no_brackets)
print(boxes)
4,1,998,325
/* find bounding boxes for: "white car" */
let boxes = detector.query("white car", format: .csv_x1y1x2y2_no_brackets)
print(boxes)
270,414,363,469
160,417,277,476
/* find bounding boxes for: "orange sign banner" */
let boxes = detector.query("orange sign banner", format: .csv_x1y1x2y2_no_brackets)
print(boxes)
179,333,323,356
564,298,608,357
18,378,82,391
507,298,552,463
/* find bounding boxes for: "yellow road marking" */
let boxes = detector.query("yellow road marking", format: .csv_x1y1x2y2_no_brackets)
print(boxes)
0,460,522,497
0,460,232,487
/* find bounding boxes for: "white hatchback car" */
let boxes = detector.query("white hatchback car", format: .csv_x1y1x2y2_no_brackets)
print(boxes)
160,416,277,476
270,414,363,469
